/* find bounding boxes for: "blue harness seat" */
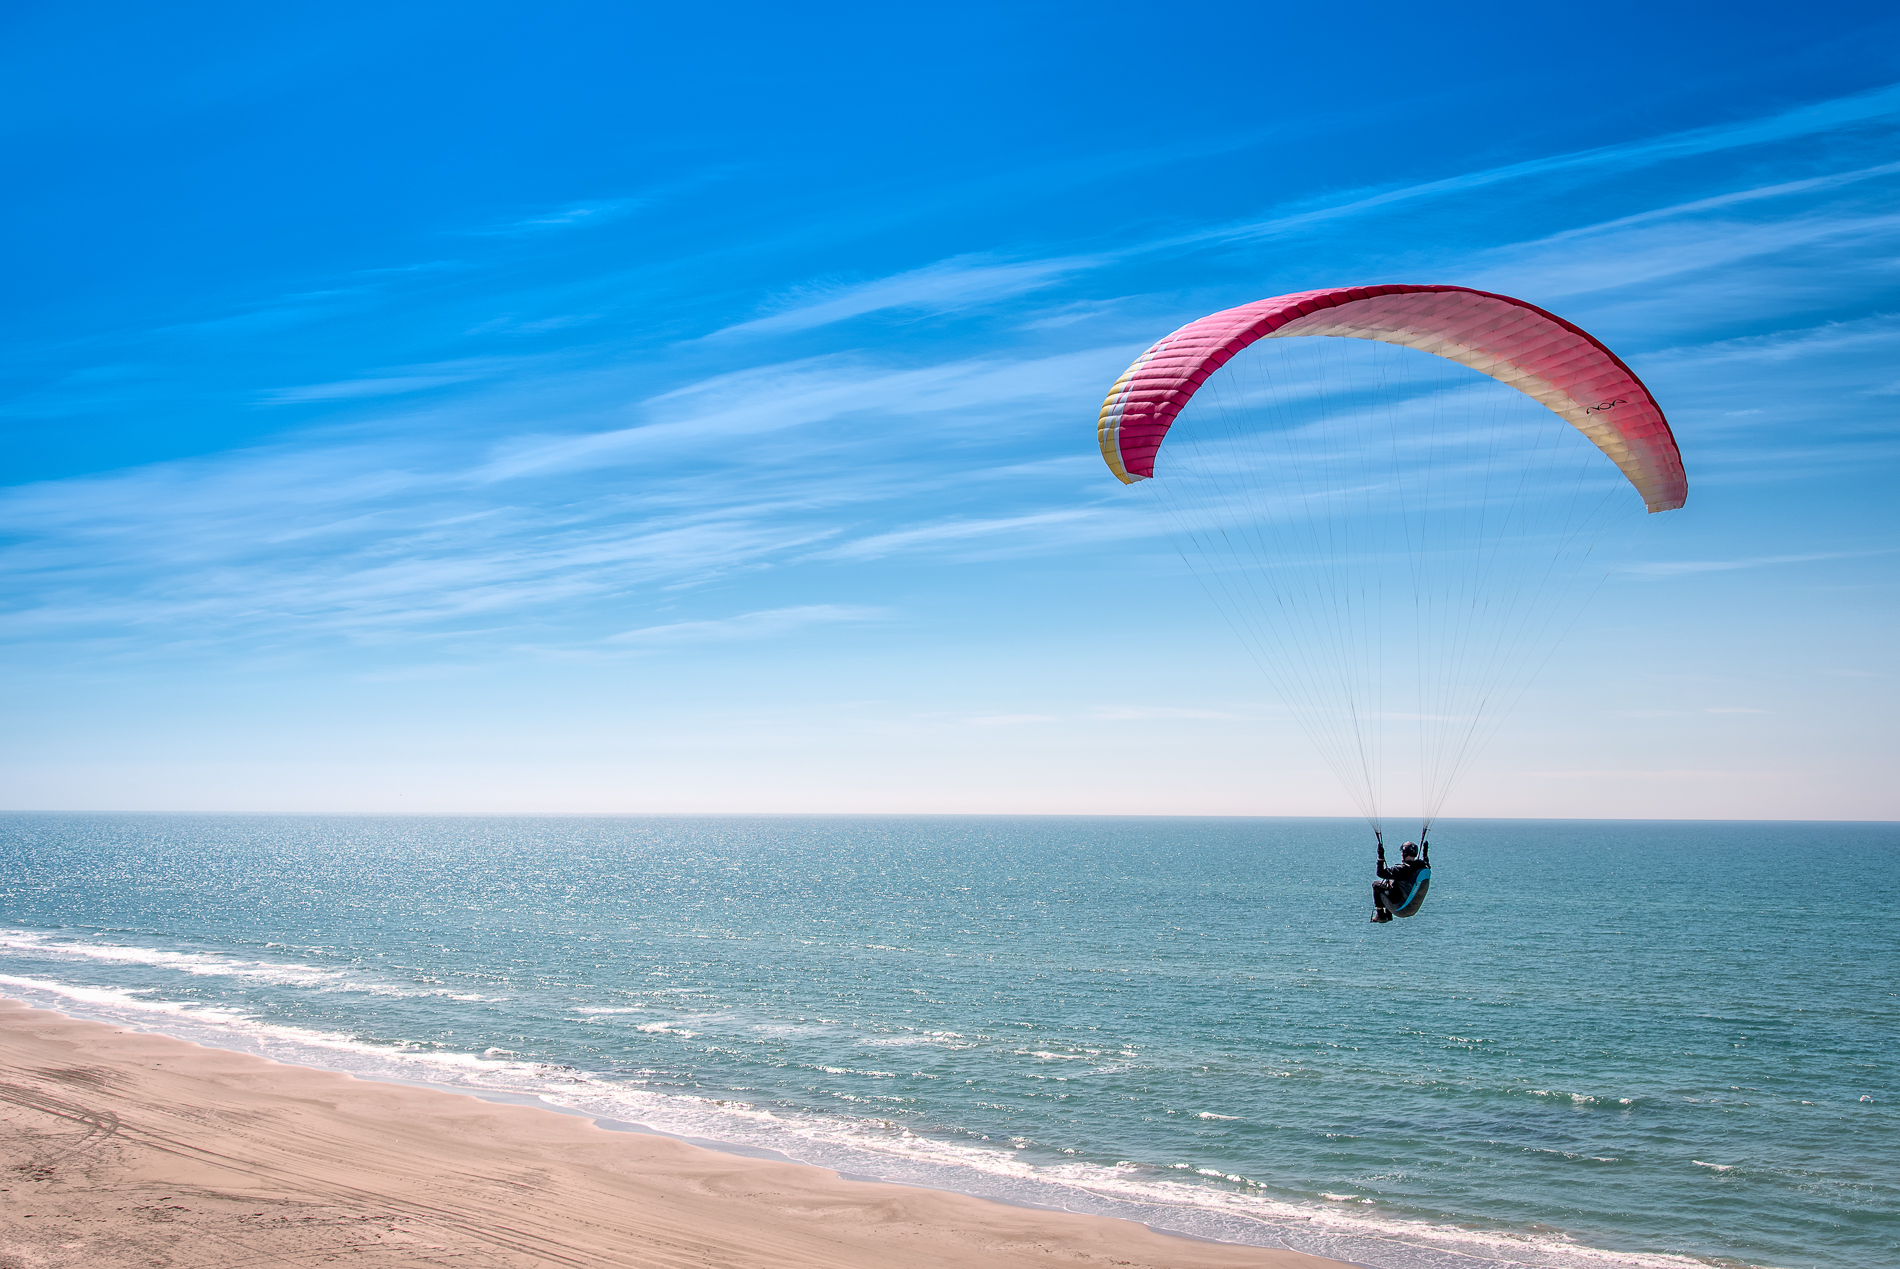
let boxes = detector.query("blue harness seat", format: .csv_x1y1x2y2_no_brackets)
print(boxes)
1388,867,1430,918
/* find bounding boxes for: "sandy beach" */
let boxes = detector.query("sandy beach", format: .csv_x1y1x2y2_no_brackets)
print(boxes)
0,998,1351,1269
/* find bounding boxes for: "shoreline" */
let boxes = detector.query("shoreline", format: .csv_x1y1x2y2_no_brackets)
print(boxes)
0,997,1354,1268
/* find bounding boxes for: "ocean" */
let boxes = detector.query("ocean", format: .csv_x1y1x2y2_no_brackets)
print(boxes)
1,814,1892,1269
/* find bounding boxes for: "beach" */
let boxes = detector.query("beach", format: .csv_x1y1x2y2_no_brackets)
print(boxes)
0,998,1349,1269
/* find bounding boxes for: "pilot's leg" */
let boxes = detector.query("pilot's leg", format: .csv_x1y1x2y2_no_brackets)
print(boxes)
1371,880,1394,923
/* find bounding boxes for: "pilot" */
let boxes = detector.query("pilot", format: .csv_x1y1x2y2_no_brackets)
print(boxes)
1372,840,1429,923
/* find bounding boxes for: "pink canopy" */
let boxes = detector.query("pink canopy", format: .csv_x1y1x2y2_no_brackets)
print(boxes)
1097,284,1686,512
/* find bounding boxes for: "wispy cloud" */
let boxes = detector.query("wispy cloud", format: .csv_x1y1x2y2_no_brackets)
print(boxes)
1647,313,1900,367
1086,706,1254,722
1625,552,1865,576
468,198,649,236
707,255,1094,339
963,713,1057,727
1016,299,1133,331
1513,160,1900,247
1466,208,1900,300
260,371,490,404
0,422,842,651
0,339,1117,652
812,509,1105,562
610,604,885,644
473,347,1111,483
1184,81,1900,247
1523,769,1788,781
466,313,602,337
723,89,1900,365
8,79,1898,682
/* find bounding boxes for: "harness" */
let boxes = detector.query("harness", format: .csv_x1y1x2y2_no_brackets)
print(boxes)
1388,868,1430,918
1374,830,1432,918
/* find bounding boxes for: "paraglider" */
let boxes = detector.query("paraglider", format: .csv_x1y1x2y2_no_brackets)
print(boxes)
1097,285,1686,919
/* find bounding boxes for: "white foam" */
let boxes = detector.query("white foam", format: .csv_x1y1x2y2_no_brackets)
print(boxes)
0,970,1763,1269
1522,1087,1640,1109
0,931,343,987
815,1065,896,1079
856,1032,969,1048
0,930,496,1002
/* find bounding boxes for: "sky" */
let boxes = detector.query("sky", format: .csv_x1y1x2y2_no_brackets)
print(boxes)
2,1,1896,819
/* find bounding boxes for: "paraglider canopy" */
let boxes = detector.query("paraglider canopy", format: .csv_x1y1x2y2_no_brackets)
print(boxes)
1098,284,1684,512
1094,283,1685,840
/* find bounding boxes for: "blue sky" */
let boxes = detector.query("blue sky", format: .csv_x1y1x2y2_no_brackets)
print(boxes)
3,1,1896,817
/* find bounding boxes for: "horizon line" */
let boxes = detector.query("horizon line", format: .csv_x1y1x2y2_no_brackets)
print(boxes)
0,809,1890,824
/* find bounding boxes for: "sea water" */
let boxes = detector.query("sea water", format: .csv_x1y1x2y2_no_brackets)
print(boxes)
0,815,1892,1269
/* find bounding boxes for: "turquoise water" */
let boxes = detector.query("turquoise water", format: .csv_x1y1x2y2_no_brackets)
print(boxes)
0,814,1893,1269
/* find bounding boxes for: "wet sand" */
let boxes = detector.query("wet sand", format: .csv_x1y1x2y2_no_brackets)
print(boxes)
0,998,1351,1268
